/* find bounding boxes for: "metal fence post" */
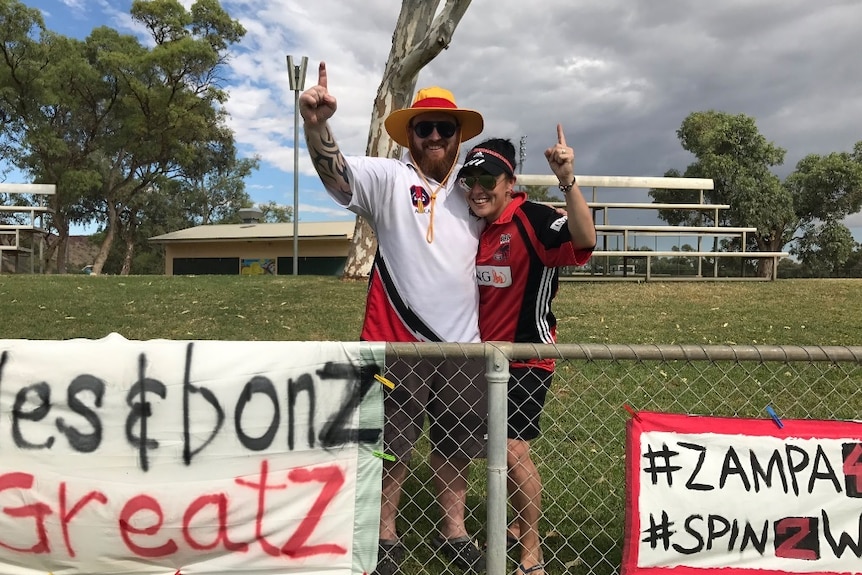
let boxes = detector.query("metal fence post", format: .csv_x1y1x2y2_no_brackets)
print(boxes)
485,342,511,575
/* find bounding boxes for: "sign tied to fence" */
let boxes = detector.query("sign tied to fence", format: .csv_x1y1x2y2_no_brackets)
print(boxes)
623,411,862,575
0,335,385,575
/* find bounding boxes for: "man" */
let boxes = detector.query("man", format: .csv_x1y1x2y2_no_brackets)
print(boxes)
299,62,487,575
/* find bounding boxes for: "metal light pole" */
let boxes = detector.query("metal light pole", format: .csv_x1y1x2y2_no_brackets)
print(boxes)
287,55,308,275
518,135,527,174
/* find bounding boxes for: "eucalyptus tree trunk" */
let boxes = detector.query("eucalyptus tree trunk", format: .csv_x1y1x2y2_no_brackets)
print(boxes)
48,220,68,274
755,234,783,279
91,201,118,276
120,234,135,276
340,0,472,279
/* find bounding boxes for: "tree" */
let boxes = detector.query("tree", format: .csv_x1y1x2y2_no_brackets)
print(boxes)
792,221,856,277
176,134,259,226
841,244,862,277
0,0,248,274
0,2,109,271
656,111,862,278
519,184,560,202
256,201,292,223
86,0,246,275
652,111,793,278
789,145,862,222
777,257,806,278
783,143,862,275
340,0,473,279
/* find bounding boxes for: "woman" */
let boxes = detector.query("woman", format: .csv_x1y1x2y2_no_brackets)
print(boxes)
458,125,596,575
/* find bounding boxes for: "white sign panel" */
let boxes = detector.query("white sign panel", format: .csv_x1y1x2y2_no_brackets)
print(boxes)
623,411,862,575
0,335,384,575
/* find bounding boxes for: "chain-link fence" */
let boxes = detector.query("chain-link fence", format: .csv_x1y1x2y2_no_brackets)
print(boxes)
378,342,862,575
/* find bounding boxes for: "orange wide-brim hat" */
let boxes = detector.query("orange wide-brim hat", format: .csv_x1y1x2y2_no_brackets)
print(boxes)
384,86,484,147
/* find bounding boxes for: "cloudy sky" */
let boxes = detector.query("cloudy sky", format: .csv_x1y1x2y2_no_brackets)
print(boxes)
21,0,862,237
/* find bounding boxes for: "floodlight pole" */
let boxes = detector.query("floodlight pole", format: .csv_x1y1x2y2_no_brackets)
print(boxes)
518,135,526,174
287,55,308,275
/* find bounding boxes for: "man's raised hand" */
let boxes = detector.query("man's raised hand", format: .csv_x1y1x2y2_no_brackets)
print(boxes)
298,62,338,127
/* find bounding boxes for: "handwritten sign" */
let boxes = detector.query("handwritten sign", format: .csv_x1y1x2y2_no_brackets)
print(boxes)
0,334,385,574
623,411,862,575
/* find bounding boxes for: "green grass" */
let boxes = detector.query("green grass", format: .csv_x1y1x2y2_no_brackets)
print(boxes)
0,275,367,341
1,275,860,345
554,279,862,346
2,275,861,574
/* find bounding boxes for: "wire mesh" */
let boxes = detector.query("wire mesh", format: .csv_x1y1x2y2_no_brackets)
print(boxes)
377,343,862,575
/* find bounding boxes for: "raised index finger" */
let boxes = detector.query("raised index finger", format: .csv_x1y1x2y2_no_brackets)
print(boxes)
318,62,328,89
557,123,567,147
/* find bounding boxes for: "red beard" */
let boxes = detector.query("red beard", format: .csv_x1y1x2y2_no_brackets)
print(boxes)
409,139,459,182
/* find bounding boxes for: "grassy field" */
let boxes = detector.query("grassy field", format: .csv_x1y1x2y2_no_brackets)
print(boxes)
0,275,860,345
1,275,860,574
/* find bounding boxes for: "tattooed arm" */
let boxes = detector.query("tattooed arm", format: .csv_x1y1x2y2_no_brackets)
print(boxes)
304,122,352,197
299,62,352,197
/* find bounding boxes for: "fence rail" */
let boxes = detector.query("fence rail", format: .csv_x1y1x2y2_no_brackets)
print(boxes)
386,342,862,362
381,342,862,575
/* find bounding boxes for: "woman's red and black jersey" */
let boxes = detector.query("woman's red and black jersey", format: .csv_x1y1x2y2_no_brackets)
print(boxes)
477,192,593,370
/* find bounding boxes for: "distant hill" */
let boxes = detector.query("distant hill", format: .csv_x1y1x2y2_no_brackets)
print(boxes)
1,233,98,274
64,235,101,273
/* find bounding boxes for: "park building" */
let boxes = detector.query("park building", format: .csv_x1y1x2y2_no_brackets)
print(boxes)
148,214,354,276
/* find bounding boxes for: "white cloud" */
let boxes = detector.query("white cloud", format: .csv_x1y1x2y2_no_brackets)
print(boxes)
844,212,862,228
298,203,354,221
38,0,862,226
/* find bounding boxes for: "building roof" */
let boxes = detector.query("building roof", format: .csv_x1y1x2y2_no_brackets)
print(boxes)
149,221,355,243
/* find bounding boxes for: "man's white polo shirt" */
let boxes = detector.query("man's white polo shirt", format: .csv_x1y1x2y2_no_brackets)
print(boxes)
328,154,483,343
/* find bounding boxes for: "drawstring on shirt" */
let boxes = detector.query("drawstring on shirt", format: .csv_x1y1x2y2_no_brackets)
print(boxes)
425,193,438,244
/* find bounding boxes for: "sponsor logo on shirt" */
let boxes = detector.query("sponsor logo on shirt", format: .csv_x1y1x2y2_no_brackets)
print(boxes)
410,185,430,213
476,265,512,287
550,215,568,231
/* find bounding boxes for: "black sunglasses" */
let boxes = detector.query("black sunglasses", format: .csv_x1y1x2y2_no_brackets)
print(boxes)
459,174,499,191
413,120,458,139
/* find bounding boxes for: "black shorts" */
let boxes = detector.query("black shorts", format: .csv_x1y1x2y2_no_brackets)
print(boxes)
383,357,487,461
508,366,553,441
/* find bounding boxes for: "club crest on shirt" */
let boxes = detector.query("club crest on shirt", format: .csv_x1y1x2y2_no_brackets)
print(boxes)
410,185,430,212
493,243,510,262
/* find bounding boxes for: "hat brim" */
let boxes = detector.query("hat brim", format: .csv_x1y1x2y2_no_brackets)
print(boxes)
384,107,484,147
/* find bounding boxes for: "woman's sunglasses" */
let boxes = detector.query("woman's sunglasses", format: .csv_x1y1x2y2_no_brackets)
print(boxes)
458,174,499,191
413,121,458,139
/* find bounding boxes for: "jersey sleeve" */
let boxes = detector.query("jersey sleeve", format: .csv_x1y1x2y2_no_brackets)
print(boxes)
527,202,593,267
340,156,397,222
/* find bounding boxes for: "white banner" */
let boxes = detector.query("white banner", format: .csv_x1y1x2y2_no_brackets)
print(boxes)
623,411,862,575
0,335,384,575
